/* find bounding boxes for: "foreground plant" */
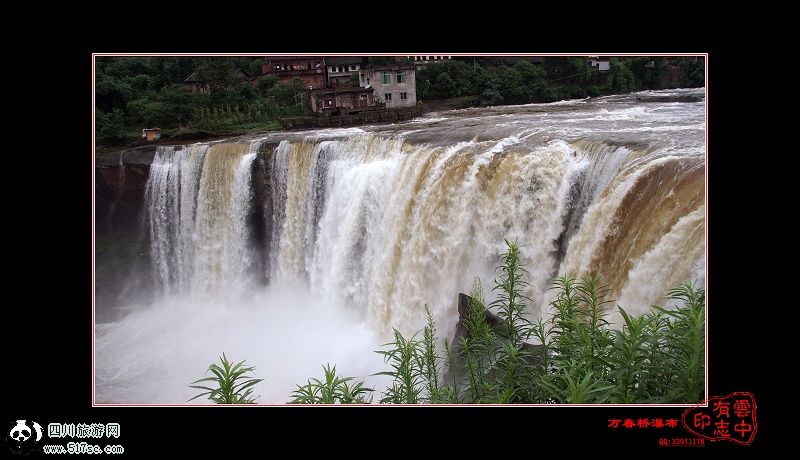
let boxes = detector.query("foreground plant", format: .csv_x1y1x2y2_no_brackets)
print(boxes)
421,305,443,403
539,275,705,404
188,353,263,404
460,277,498,402
656,284,705,403
375,329,425,404
290,363,373,404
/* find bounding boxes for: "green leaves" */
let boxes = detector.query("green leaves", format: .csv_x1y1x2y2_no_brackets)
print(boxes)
375,329,425,404
540,277,705,404
290,363,373,404
491,239,533,347
654,284,706,403
188,353,263,404
422,305,442,403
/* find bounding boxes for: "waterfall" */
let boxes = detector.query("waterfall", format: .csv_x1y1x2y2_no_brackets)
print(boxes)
144,142,258,296
557,152,705,320
99,88,706,403
143,135,704,333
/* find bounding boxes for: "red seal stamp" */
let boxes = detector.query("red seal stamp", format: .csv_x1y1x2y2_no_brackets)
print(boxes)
682,392,757,445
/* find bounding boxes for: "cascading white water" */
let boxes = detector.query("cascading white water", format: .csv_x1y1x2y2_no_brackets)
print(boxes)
145,144,209,294
615,205,705,319
292,135,584,336
96,88,706,403
146,142,260,296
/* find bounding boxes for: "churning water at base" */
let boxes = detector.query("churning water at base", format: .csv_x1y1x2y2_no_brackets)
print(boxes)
95,285,387,403
95,88,706,403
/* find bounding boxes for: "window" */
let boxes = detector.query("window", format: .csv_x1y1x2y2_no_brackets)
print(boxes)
384,93,392,102
396,71,407,84
350,65,357,71
400,92,408,100
326,100,333,107
381,72,392,84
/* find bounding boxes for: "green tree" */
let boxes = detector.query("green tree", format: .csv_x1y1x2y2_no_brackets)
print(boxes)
267,78,308,107
194,57,237,94
543,57,592,84
156,57,196,86
158,84,196,126
624,57,667,90
96,109,127,142
606,58,636,93
417,60,482,100
232,58,263,79
499,67,531,104
101,57,155,79
481,88,504,106
95,69,133,113
432,71,458,98
531,81,558,102
514,60,546,85
255,75,280,96
678,57,705,87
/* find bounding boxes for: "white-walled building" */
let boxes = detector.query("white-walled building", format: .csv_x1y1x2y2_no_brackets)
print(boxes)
359,64,417,109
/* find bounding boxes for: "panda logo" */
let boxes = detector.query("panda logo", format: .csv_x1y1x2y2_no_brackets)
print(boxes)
9,421,31,442
7,420,43,455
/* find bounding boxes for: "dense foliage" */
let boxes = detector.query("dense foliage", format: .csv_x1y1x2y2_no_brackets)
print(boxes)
95,57,310,143
416,57,705,107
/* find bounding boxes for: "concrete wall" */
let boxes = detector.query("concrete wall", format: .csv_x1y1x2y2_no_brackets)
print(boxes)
589,59,610,72
360,67,417,109
329,75,354,87
327,63,361,85
280,104,422,129
311,90,375,113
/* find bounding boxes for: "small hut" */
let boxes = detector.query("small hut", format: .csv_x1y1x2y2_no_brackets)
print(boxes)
141,128,161,142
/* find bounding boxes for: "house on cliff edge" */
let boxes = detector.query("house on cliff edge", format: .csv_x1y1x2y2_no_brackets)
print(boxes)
358,63,417,109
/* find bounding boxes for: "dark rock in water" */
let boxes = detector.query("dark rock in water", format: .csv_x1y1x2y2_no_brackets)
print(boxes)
444,292,545,401
451,293,543,359
95,147,158,318
96,165,149,214
636,95,704,103
96,146,157,167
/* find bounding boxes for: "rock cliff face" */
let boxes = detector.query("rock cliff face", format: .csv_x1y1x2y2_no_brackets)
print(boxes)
95,149,155,319
96,146,156,235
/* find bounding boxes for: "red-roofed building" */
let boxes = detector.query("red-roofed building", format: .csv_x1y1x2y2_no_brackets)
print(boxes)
261,56,327,89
